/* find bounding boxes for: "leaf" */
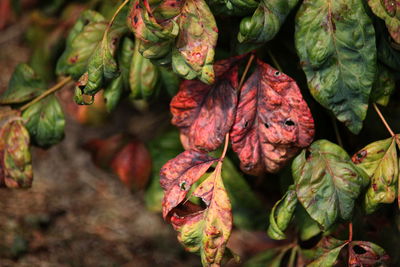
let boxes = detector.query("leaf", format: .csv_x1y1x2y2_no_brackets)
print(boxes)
376,19,400,70
129,40,160,100
171,56,242,152
295,205,321,241
238,0,299,44
306,237,347,267
118,37,135,89
348,241,389,266
230,59,314,175
295,0,377,134
370,64,396,106
267,185,298,240
160,150,218,218
0,110,33,188
103,75,123,112
168,160,233,266
56,10,106,78
292,140,366,229
172,0,218,84
244,246,292,267
368,0,400,44
352,137,398,214
159,66,180,97
0,64,46,104
206,0,258,16
22,95,65,147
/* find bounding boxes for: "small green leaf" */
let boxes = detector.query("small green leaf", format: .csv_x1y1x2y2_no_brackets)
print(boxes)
0,64,45,104
296,205,321,241
352,137,398,214
371,64,396,106
159,66,180,97
22,95,65,147
129,40,160,100
306,237,347,267
368,0,400,44
295,0,377,134
292,140,366,229
267,185,298,240
118,37,135,90
103,76,123,112
206,0,258,16
238,0,299,44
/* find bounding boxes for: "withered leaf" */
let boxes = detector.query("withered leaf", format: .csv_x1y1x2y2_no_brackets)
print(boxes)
169,160,233,266
230,59,314,175
348,241,389,267
171,56,243,152
160,150,218,218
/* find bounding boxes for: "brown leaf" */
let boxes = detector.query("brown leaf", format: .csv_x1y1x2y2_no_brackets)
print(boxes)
170,56,244,152
230,59,314,175
160,150,218,218
348,241,389,267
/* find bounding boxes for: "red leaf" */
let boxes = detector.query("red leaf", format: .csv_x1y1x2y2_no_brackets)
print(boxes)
170,56,244,151
348,241,389,267
160,150,218,218
230,59,314,175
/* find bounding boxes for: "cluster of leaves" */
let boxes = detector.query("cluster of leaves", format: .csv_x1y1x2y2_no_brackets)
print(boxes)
1,0,400,266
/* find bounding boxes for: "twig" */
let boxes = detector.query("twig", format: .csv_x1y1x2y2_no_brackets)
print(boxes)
19,77,72,111
238,54,255,90
348,222,353,242
331,115,343,147
372,103,395,137
267,49,282,72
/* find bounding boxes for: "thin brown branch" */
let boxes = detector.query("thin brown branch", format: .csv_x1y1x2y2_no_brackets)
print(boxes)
373,103,395,137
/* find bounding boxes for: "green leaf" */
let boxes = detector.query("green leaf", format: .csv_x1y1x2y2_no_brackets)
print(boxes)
221,157,264,230
118,37,135,90
22,95,65,147
172,0,218,84
295,0,377,134
0,64,45,104
292,140,366,229
368,0,400,44
129,40,160,100
207,0,258,16
244,246,292,267
103,76,123,112
376,19,400,70
296,205,321,241
159,66,180,97
306,237,347,267
0,110,33,188
267,185,298,240
56,10,106,78
352,137,398,214
238,0,299,44
371,64,396,106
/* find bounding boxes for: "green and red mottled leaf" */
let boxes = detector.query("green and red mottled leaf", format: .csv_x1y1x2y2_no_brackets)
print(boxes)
169,160,233,266
230,59,314,175
0,108,33,188
348,241,389,266
267,185,298,240
306,237,347,267
238,0,299,44
0,64,46,105
160,150,218,218
171,56,243,152
295,0,376,134
368,0,400,44
352,137,398,214
172,0,218,84
292,140,366,229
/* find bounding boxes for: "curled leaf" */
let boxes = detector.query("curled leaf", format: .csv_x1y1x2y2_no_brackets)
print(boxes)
171,56,242,152
104,75,123,112
230,59,314,175
293,140,366,229
295,0,376,134
352,137,398,214
306,237,347,267
267,185,297,240
348,241,389,267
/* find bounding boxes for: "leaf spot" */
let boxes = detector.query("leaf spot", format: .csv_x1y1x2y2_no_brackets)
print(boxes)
284,119,295,126
179,181,187,191
353,245,367,255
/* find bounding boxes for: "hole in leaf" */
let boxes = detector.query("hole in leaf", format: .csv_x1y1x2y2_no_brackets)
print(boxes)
353,245,367,255
264,123,269,128
274,71,280,76
284,119,295,126
179,181,187,190
305,149,311,160
206,166,215,173
244,121,249,128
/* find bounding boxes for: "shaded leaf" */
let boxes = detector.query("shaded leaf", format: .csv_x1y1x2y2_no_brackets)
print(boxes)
267,185,298,240
22,95,65,147
169,160,233,266
292,140,366,229
172,0,218,84
118,37,135,89
230,59,314,175
376,19,400,70
0,109,32,188
370,64,396,106
207,0,258,16
295,205,321,241
244,246,292,267
129,40,160,100
348,241,389,267
104,75,123,112
0,64,46,104
352,137,398,214
306,237,347,267
368,0,400,44
295,0,376,134
171,56,242,152
159,66,180,97
160,150,218,218
238,0,299,44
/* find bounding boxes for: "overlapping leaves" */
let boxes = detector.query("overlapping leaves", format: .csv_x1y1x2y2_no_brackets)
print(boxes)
295,0,376,134
368,0,400,44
